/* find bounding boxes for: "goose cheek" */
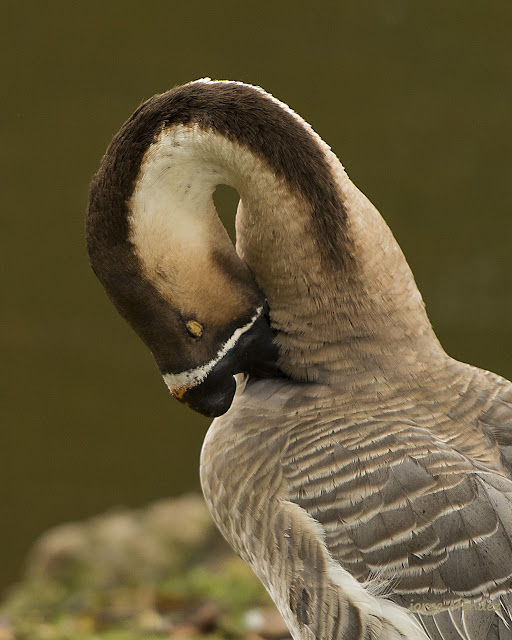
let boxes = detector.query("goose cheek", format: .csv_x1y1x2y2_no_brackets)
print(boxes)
167,307,280,417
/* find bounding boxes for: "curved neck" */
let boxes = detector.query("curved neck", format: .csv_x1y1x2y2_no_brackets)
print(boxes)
239,159,444,382
129,121,339,303
129,119,443,384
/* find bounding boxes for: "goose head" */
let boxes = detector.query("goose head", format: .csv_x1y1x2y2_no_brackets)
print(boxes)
87,79,439,416
86,83,283,417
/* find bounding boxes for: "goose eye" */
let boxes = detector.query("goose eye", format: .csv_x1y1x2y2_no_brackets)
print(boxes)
186,320,204,338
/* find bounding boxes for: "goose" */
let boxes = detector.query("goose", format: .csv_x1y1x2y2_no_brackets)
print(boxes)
86,79,512,640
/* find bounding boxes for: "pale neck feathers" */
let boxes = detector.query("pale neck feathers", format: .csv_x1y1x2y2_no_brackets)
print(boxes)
128,81,444,383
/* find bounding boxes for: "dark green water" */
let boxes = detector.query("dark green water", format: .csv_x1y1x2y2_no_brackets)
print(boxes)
2,2,511,592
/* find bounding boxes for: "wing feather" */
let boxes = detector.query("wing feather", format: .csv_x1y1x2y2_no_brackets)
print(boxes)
280,369,512,639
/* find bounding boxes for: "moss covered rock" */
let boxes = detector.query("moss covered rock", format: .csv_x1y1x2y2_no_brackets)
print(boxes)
1,495,288,640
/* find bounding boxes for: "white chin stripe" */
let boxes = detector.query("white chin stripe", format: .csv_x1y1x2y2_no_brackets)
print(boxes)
163,306,263,393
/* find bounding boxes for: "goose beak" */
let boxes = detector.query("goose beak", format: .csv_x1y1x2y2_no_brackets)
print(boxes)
169,311,281,418
176,373,237,418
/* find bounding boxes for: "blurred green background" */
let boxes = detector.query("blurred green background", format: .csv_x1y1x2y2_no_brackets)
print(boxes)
2,1,511,594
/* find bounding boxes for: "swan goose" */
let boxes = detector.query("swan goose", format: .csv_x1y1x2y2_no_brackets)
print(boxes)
86,79,512,640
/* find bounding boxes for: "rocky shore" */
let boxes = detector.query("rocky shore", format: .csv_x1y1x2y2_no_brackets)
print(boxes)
0,495,289,640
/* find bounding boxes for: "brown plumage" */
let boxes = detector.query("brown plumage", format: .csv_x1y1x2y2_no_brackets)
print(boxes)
87,79,512,639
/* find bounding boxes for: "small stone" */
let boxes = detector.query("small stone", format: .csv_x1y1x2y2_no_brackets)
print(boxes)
0,622,13,640
190,601,221,633
245,607,291,638
168,622,197,637
136,608,167,634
